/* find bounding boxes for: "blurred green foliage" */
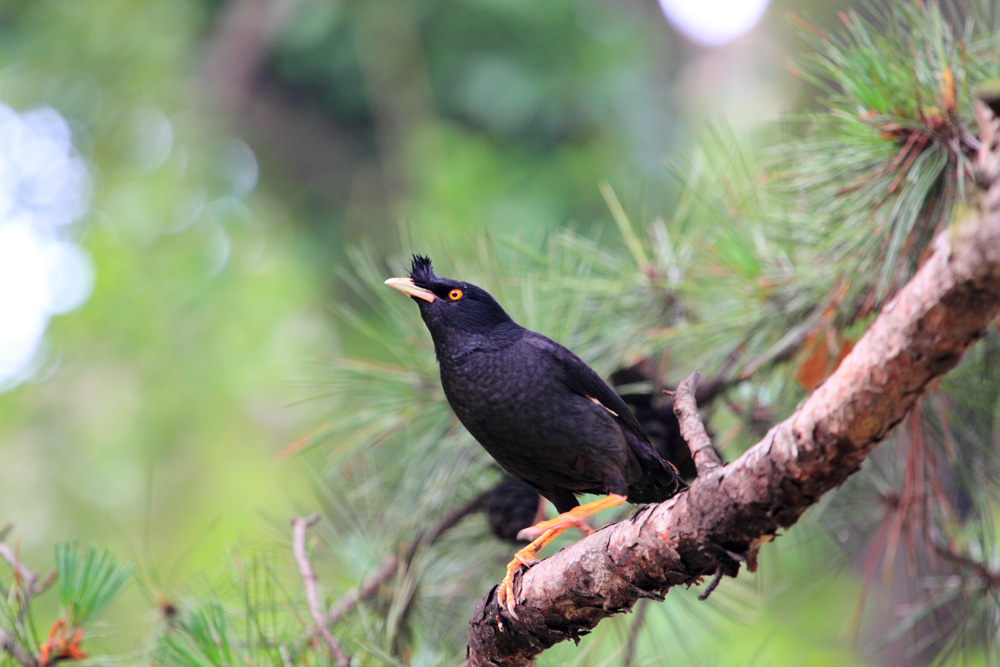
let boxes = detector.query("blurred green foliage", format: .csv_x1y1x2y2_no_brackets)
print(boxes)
2,0,997,665
0,0,333,657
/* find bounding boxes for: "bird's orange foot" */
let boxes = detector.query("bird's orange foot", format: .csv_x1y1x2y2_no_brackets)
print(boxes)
496,528,555,617
515,494,625,541
516,513,593,541
496,555,529,618
497,495,627,617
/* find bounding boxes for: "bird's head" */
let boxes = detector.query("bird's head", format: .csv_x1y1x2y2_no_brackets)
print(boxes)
385,255,516,351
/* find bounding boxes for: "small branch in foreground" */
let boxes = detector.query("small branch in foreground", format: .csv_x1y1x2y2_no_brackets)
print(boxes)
697,566,725,601
621,599,649,667
932,538,1000,590
291,515,350,667
0,540,54,599
1,528,52,666
671,372,722,475
327,553,399,626
325,492,485,630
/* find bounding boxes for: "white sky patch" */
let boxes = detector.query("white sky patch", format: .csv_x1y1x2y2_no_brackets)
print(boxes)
0,104,93,390
658,0,770,46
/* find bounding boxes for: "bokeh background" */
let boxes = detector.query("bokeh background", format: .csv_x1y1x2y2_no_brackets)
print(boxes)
2,0,965,664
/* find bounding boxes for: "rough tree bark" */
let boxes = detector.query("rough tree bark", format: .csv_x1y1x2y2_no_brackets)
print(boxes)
466,94,1000,666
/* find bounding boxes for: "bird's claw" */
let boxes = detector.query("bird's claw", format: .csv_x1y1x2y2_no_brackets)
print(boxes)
497,569,520,619
515,552,538,568
496,500,626,620
498,544,545,619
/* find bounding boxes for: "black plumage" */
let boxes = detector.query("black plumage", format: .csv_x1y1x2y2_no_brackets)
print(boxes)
386,255,686,613
479,475,546,543
610,364,703,480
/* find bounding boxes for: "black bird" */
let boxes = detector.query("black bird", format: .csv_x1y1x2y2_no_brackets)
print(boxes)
610,364,706,481
386,255,686,614
479,475,547,544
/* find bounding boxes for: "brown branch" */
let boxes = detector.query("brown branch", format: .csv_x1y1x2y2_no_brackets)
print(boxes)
303,489,492,656
327,553,400,626
1,528,51,666
419,494,487,549
0,542,36,597
672,372,722,475
932,538,1000,590
621,599,649,667
0,540,54,599
324,491,485,630
291,515,350,667
466,93,1000,667
697,566,725,601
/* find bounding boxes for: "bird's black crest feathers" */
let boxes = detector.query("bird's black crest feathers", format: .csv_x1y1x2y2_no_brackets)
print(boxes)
409,254,437,286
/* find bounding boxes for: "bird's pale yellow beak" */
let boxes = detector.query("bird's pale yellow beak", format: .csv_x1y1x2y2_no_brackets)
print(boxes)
385,277,437,303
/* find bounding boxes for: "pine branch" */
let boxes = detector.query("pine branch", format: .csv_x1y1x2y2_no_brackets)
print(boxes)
1,528,54,667
670,372,721,475
326,553,399,627
0,540,54,600
465,92,1000,667
291,515,351,667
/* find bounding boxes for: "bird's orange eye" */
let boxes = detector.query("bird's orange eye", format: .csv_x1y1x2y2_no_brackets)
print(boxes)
448,288,463,301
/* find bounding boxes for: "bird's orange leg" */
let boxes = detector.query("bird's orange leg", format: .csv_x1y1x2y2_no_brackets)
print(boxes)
497,493,626,616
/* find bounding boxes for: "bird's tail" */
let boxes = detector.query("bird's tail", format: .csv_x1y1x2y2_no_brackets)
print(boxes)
626,435,688,504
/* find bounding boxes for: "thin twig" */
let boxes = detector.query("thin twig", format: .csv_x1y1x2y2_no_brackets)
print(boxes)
0,541,53,598
671,372,722,475
327,553,399,626
0,530,40,666
421,494,485,547
932,538,1000,589
698,566,725,601
622,599,649,667
325,493,484,629
291,515,350,667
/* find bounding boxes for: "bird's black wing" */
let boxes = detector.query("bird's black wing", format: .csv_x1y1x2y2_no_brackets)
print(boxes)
524,333,653,445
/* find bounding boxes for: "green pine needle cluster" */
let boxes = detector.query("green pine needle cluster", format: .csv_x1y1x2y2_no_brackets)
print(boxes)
54,543,132,632
780,3,988,298
154,603,234,666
